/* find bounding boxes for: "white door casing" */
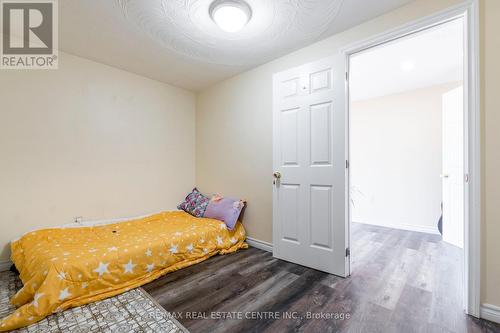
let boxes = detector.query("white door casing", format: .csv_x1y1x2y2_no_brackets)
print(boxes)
272,56,348,276
442,86,465,248
342,1,480,317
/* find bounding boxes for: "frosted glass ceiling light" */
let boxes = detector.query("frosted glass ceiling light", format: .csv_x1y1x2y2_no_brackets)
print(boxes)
210,0,252,33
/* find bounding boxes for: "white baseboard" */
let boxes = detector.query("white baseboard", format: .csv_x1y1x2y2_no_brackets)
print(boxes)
352,220,440,235
480,303,500,324
0,260,12,272
246,237,273,253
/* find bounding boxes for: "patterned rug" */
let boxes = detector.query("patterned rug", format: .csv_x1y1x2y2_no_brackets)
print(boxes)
0,271,188,332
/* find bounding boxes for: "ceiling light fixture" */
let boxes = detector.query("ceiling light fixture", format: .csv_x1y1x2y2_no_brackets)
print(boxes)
209,0,252,33
400,60,415,72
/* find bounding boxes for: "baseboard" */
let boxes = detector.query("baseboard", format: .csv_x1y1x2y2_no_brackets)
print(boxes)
480,303,500,324
246,237,273,253
0,260,12,272
352,220,440,235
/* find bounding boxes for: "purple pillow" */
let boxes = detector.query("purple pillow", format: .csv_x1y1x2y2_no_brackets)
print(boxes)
177,188,210,217
204,196,245,230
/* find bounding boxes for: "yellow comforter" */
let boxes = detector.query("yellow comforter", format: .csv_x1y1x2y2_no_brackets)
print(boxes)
0,211,247,331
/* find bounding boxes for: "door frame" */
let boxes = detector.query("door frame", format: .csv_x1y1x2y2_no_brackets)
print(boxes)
342,0,481,317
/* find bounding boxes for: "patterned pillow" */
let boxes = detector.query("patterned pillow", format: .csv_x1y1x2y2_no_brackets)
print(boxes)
177,188,210,217
204,195,245,230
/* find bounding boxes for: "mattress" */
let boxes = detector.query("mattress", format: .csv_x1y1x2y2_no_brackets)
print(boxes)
0,211,247,331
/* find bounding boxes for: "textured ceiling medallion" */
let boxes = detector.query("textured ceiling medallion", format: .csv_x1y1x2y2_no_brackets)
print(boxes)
209,0,252,33
116,0,344,66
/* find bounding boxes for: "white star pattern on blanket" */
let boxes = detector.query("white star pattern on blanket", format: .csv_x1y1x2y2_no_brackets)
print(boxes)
58,288,71,301
93,262,109,277
123,259,136,274
33,293,44,308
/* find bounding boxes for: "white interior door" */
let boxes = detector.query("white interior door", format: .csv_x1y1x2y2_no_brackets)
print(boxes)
272,56,348,276
442,86,464,248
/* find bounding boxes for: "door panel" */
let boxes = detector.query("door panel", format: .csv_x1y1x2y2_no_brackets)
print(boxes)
310,102,333,166
280,108,300,166
273,56,347,276
280,77,301,99
310,68,332,93
442,86,464,248
280,184,301,243
310,185,333,250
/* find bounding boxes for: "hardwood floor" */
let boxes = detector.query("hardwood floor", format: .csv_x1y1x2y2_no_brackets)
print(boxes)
143,223,500,333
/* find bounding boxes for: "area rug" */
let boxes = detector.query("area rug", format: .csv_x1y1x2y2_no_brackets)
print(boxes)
0,271,188,332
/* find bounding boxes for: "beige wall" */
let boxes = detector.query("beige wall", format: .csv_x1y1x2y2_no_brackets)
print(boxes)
481,0,500,307
0,52,196,262
197,0,499,308
351,83,461,233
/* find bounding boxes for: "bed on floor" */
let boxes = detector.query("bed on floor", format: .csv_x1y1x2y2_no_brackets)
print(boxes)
0,211,247,331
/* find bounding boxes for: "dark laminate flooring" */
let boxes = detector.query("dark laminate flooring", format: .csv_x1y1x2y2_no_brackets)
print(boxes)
143,223,500,333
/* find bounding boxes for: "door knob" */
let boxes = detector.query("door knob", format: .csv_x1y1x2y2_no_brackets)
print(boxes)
273,171,282,185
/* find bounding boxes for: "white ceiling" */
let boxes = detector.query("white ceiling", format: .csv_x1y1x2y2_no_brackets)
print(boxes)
350,18,464,102
59,0,414,91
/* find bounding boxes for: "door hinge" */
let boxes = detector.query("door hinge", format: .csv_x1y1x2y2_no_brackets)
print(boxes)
345,72,349,81
346,160,349,169
346,248,350,257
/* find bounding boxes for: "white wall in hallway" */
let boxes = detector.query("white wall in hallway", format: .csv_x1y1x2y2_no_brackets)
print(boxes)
350,82,462,234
